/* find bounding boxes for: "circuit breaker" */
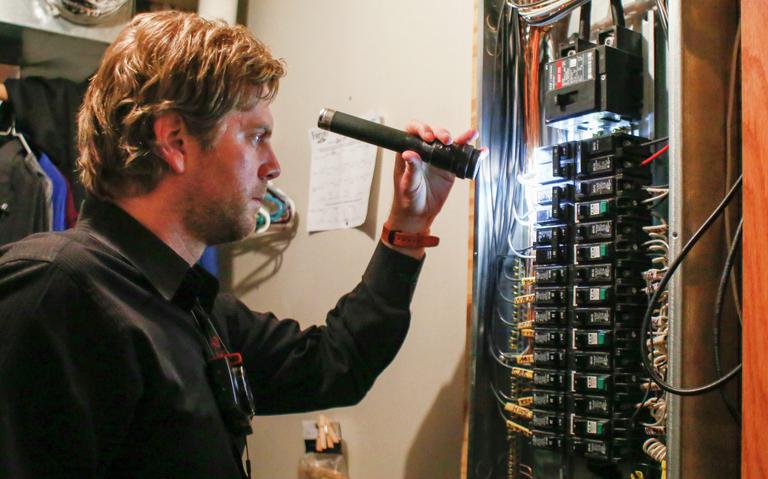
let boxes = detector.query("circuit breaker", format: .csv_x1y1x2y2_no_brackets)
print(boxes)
544,26,643,133
530,133,652,465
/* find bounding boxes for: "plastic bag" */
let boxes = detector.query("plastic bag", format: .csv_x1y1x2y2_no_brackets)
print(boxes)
298,452,349,479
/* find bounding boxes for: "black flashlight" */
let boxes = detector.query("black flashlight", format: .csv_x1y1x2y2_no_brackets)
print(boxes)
317,109,482,180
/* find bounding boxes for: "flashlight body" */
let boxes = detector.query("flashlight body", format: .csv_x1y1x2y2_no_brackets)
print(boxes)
317,109,480,179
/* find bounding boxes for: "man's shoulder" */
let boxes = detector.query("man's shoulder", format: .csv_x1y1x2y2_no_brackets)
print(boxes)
1,231,75,263
0,229,126,280
0,230,144,321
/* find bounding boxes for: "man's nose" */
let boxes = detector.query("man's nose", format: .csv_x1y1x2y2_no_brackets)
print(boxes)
258,149,281,180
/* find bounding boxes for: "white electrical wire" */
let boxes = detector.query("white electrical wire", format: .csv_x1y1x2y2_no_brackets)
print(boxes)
639,220,670,463
643,186,670,204
507,236,536,259
254,206,271,234
643,438,667,462
509,0,580,19
512,203,535,227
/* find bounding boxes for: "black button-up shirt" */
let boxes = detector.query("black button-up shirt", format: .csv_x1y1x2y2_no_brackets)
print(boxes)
0,199,422,478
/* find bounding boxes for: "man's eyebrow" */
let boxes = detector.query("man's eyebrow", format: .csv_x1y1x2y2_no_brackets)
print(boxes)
242,125,273,138
245,124,272,133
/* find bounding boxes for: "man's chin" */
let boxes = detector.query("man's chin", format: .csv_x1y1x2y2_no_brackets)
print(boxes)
201,218,255,246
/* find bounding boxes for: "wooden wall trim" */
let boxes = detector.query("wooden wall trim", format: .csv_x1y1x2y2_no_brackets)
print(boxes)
461,1,479,477
741,1,768,476
678,1,741,475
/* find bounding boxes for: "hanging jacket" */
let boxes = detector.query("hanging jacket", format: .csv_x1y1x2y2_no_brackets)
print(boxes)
3,77,88,208
38,152,68,231
0,138,51,245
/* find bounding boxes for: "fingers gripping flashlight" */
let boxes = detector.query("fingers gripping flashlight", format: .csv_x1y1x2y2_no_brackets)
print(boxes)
317,109,482,180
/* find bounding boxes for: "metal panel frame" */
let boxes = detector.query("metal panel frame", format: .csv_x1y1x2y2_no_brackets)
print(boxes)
666,1,682,478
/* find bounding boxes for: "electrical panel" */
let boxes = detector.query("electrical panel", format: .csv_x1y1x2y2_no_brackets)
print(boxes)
467,2,676,478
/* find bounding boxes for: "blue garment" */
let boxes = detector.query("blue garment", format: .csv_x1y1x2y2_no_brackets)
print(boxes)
38,153,67,231
198,246,219,277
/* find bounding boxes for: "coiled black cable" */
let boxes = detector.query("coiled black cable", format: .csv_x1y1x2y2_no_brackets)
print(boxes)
713,219,743,422
639,175,743,395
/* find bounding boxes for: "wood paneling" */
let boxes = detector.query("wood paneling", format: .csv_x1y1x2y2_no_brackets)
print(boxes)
741,1,768,476
678,1,741,477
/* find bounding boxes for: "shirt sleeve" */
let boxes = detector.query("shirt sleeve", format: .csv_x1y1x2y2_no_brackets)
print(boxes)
216,242,424,414
0,258,143,478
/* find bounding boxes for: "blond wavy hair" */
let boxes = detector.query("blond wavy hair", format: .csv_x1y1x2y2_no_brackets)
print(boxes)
77,11,286,200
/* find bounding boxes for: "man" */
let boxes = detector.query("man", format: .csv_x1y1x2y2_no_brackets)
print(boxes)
0,10,476,479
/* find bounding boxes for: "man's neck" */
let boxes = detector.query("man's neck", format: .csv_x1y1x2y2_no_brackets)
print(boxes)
114,192,205,266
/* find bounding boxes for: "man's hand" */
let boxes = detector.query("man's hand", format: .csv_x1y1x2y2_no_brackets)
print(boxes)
383,121,479,259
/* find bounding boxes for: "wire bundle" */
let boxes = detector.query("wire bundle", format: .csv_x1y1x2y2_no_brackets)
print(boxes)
641,186,669,205
637,221,669,462
508,0,592,27
642,437,667,462
519,463,535,479
478,6,539,476
511,0,668,37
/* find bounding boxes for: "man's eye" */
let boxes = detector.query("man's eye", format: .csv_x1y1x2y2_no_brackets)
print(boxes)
249,134,264,144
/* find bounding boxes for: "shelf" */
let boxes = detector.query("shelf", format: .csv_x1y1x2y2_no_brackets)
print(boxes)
0,0,132,81
0,0,130,45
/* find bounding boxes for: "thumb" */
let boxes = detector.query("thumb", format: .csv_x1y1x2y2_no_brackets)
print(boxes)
394,152,407,178
400,151,421,192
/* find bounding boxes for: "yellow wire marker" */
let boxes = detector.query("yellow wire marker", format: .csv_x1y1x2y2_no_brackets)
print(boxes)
511,367,534,379
516,354,534,365
504,403,533,420
518,396,534,407
505,420,532,437
514,293,536,305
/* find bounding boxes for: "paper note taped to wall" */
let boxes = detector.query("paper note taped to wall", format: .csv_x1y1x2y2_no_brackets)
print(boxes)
306,114,380,232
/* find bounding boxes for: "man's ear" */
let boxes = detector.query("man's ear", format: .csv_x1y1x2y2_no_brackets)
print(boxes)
152,112,188,174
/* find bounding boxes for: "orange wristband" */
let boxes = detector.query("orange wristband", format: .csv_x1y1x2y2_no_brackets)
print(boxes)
381,225,440,248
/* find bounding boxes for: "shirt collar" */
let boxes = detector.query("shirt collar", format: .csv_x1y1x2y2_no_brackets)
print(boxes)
77,198,219,311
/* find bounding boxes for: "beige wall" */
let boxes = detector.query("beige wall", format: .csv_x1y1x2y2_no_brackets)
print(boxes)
222,1,474,477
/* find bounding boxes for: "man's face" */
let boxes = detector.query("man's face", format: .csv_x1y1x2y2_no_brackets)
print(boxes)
181,100,280,245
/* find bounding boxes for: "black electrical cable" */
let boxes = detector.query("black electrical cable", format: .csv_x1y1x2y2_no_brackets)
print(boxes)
489,309,523,347
579,1,592,41
713,218,743,423
478,6,531,467
490,380,515,407
496,283,520,303
487,341,518,369
610,0,626,27
655,0,669,39
495,306,523,327
641,137,669,148
486,3,516,259
625,137,669,152
639,175,743,396
490,352,524,402
724,23,743,326
494,394,515,424
482,0,520,371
